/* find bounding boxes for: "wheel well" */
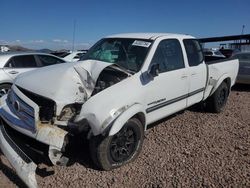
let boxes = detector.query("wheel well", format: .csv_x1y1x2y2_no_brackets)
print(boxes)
223,78,231,94
0,82,12,86
132,112,146,129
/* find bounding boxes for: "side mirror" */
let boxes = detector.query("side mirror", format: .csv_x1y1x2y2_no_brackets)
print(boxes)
149,64,160,77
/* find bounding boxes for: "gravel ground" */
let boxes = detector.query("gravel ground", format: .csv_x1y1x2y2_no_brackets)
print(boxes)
0,84,249,188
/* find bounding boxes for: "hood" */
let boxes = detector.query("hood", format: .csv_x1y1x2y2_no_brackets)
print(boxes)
14,60,112,106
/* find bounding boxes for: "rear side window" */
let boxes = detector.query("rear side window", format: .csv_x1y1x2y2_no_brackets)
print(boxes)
183,39,203,66
151,39,185,73
6,55,37,68
37,55,65,66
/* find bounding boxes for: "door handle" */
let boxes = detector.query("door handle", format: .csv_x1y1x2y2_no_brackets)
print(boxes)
8,71,19,74
191,73,197,76
181,75,188,79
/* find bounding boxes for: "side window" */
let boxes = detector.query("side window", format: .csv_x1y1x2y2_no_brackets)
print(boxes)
151,39,185,73
183,39,203,67
7,55,37,68
4,58,15,67
37,55,65,66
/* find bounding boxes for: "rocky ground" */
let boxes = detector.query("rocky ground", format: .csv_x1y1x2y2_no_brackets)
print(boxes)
0,84,249,188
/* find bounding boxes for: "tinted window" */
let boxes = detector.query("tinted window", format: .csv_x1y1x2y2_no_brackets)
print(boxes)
5,59,15,68
151,39,185,73
184,39,203,66
6,55,37,68
37,55,65,66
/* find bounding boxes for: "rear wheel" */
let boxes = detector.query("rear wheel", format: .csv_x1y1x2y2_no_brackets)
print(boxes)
0,84,11,97
89,118,144,170
206,82,229,113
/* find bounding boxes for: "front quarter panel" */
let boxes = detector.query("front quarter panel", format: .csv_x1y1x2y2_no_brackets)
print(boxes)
74,73,146,136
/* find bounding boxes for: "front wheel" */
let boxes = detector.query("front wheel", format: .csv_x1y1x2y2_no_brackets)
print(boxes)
89,118,144,170
205,82,229,113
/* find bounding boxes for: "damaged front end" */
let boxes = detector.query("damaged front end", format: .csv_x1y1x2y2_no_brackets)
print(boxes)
0,123,38,188
0,60,129,187
0,86,69,188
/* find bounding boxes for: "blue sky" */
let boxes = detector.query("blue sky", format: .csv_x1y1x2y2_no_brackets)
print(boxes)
1,0,249,50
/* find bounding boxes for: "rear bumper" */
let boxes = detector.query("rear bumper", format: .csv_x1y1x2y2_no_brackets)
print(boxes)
0,122,38,188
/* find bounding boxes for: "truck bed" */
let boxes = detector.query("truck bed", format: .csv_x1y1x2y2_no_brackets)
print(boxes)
203,58,239,100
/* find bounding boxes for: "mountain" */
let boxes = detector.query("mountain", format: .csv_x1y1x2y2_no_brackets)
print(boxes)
8,45,33,52
36,48,54,53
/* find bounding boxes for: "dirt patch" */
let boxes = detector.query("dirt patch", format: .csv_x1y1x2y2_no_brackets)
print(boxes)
1,86,250,187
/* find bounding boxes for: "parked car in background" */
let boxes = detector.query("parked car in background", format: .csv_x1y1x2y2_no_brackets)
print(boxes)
0,52,66,96
203,48,226,62
219,48,234,58
203,49,225,58
219,48,240,58
232,52,250,84
51,51,70,58
63,50,87,62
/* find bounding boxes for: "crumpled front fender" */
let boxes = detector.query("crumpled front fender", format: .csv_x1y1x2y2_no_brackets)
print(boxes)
108,104,145,136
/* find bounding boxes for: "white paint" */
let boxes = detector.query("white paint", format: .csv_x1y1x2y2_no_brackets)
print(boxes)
0,33,239,185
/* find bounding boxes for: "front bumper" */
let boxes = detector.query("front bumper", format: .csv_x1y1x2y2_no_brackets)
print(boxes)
0,87,69,187
0,122,38,188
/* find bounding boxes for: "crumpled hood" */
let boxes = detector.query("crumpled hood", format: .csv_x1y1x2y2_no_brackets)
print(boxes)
14,60,112,111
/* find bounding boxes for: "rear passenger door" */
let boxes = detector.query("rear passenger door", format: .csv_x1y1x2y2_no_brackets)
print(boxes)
183,39,207,106
3,55,38,79
145,39,189,124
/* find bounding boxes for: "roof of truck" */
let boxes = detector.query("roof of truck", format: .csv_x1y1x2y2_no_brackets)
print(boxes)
106,33,194,40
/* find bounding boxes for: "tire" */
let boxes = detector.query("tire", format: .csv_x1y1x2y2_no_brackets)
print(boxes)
0,84,11,97
89,118,144,170
205,82,229,113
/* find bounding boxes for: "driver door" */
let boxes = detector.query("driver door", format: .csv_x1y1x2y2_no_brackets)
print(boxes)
144,39,189,124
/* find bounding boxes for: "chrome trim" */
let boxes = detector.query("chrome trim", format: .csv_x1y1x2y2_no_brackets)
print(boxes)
6,88,36,133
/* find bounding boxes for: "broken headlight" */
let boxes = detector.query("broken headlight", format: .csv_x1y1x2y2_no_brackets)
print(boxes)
58,104,82,121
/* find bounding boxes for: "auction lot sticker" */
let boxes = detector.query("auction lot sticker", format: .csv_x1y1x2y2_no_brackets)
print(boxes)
132,40,151,48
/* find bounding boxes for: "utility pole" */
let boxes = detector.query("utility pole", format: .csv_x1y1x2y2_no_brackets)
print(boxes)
240,25,245,50
72,20,76,52
241,25,245,35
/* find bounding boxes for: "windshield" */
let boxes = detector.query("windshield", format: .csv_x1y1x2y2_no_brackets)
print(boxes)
81,38,153,72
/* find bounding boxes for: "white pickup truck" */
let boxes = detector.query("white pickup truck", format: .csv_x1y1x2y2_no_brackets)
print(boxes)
0,33,239,187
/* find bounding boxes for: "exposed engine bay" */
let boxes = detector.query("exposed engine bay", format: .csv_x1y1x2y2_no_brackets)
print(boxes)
91,66,129,96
